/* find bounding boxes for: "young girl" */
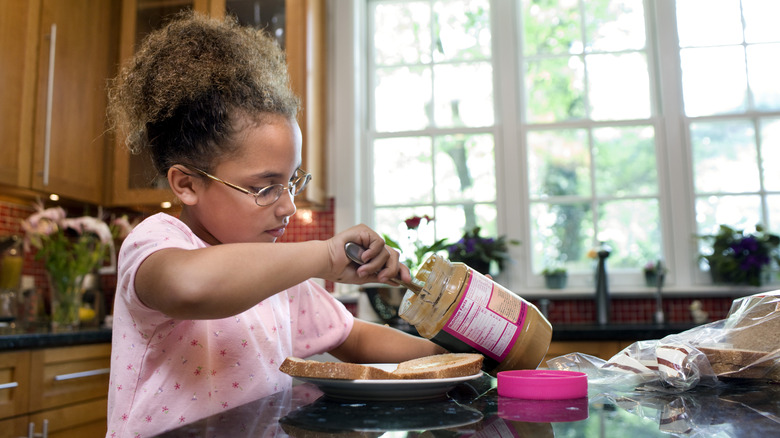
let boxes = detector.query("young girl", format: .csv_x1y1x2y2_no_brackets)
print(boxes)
106,13,444,436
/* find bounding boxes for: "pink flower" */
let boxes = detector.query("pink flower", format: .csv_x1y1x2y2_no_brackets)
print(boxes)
64,216,113,244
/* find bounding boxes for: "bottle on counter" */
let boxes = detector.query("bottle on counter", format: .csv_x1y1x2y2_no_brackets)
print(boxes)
399,254,552,374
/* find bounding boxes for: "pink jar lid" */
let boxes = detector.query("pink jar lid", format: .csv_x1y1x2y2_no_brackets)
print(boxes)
497,370,588,400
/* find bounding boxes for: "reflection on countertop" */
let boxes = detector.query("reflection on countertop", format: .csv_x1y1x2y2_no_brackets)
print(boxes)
157,373,780,437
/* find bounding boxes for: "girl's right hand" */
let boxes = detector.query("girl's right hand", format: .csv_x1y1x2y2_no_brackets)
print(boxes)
325,224,409,286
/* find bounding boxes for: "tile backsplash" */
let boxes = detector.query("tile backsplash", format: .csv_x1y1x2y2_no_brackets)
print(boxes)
0,197,737,325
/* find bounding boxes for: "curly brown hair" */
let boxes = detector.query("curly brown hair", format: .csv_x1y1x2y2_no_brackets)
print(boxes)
108,11,300,176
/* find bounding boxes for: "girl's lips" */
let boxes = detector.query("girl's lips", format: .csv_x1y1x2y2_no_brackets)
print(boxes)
266,227,286,238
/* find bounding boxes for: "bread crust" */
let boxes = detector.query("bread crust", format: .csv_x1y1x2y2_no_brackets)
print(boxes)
279,353,484,381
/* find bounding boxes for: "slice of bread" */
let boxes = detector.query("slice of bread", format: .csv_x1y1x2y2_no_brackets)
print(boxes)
699,346,780,381
279,353,484,381
279,357,400,380
392,353,483,379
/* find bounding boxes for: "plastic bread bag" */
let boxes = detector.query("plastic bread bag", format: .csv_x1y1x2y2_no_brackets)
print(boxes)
547,291,780,393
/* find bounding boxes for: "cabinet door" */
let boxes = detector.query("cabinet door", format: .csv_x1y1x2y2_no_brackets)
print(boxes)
0,0,39,188
28,398,108,438
31,0,119,204
108,0,210,207
0,351,30,421
221,0,327,208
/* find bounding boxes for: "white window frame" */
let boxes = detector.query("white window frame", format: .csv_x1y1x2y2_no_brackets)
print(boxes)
328,0,766,297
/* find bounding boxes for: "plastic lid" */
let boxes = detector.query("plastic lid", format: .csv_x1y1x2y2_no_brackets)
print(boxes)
497,370,587,400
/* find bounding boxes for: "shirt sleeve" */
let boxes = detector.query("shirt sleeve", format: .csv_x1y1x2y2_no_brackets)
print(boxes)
288,280,355,358
116,213,206,328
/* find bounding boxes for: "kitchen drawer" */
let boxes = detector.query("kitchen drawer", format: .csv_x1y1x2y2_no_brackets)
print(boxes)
29,398,107,438
28,344,110,411
0,351,30,420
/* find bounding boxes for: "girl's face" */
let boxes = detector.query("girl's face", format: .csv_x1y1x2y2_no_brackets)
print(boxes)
183,114,303,245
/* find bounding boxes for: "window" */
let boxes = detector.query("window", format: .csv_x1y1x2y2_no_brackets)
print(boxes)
330,0,780,292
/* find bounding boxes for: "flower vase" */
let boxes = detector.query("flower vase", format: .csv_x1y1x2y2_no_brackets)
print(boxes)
644,272,664,287
47,271,85,332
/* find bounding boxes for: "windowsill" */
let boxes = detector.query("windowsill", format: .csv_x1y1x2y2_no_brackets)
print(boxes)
518,284,778,300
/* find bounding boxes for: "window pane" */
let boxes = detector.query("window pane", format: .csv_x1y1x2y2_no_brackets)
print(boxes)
432,0,491,62
680,46,748,117
527,129,591,198
742,0,780,44
585,0,646,52
373,137,433,205
434,134,495,203
435,204,498,242
524,57,586,123
521,0,582,56
372,2,431,65
530,202,592,273
695,195,762,237
593,126,657,196
767,194,780,233
433,62,494,127
587,52,651,120
747,44,780,112
761,118,780,191
691,120,758,194
676,0,743,47
374,66,432,132
597,199,662,269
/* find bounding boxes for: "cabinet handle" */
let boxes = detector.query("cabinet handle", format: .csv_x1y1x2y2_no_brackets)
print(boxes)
0,381,19,390
24,419,48,438
43,23,57,187
53,367,109,381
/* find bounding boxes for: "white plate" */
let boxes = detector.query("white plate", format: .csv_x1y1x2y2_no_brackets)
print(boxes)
293,363,483,401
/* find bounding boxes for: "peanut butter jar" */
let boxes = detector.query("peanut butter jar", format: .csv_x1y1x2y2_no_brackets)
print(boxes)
399,255,552,374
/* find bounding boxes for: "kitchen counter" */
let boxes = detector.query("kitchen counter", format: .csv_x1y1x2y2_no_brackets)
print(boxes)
551,322,701,341
0,324,111,349
156,373,779,437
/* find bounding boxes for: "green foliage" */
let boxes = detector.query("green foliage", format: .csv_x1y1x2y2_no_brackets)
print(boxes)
699,224,780,286
447,227,520,273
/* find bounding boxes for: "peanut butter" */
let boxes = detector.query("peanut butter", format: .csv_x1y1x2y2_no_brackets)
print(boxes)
399,255,552,374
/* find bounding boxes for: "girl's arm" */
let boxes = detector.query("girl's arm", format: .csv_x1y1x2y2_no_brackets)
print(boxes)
328,319,447,364
134,225,411,319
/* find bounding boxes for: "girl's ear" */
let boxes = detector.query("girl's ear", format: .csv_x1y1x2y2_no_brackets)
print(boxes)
168,166,199,206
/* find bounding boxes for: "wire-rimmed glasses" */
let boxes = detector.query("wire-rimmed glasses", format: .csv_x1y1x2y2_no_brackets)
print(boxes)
183,165,312,206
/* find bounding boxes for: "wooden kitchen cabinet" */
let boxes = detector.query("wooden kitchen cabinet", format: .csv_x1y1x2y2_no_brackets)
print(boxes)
0,0,119,205
109,0,327,208
0,344,111,438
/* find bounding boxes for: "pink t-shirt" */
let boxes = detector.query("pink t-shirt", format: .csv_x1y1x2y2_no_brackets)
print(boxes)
106,213,353,437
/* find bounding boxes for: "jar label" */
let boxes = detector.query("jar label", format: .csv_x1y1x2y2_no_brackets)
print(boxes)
441,270,527,362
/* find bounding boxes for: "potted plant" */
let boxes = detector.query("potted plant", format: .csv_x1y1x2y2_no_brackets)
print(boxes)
447,227,520,276
542,267,568,289
643,260,667,287
699,224,780,286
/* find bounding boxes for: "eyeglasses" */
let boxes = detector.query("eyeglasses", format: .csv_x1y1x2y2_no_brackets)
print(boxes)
183,165,312,206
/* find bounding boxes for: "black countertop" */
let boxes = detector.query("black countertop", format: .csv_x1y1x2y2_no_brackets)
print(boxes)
0,325,112,350
551,322,701,341
156,373,780,437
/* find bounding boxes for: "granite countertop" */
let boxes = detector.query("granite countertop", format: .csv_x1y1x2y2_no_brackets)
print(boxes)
157,373,780,437
0,324,112,350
